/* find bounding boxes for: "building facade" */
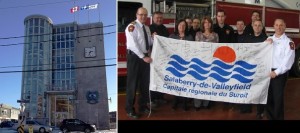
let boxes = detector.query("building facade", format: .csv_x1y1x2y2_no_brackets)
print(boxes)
21,15,109,129
0,104,20,123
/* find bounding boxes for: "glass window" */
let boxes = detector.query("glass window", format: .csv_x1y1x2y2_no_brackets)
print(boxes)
52,50,56,56
52,43,56,49
70,56,74,62
66,42,70,48
40,27,44,34
61,42,65,48
56,50,60,56
52,36,55,41
70,26,74,32
56,57,60,64
66,56,70,63
56,42,60,49
66,34,69,40
29,27,33,34
34,27,39,33
34,18,39,25
61,57,65,63
70,34,74,40
29,19,33,26
61,27,65,33
57,28,60,33
40,36,44,41
40,20,44,27
57,35,60,41
66,49,70,55
55,72,60,79
70,41,74,48
66,27,70,33
61,72,65,79
57,57,60,64
53,29,56,34
61,35,65,41
39,43,43,50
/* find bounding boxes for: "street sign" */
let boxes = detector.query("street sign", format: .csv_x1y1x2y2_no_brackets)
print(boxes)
17,100,29,103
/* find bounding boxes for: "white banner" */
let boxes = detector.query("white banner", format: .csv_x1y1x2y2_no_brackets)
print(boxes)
150,35,273,104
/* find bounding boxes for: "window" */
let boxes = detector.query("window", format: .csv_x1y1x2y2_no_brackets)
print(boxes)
29,19,33,26
66,27,70,33
29,27,33,34
70,41,74,48
34,18,39,25
56,42,60,49
61,42,65,48
61,27,65,33
118,2,142,32
34,27,39,33
61,35,65,41
40,27,44,34
70,26,74,32
40,20,44,27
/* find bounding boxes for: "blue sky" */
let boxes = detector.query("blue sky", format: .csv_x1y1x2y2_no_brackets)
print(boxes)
0,0,116,112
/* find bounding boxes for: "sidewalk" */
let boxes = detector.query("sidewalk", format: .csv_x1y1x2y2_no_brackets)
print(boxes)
52,128,117,133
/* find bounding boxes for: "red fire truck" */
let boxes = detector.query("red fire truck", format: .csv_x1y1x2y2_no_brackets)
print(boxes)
118,0,300,89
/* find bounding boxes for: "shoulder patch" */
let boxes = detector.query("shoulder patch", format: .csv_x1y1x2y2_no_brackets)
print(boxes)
130,21,136,25
128,25,135,32
289,42,295,50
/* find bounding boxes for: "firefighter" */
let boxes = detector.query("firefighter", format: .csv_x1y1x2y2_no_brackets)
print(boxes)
125,7,153,119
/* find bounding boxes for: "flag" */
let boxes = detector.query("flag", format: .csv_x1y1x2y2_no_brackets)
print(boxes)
70,6,79,13
150,35,273,104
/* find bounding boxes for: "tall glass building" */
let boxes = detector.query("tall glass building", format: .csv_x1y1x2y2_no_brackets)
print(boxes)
21,15,109,129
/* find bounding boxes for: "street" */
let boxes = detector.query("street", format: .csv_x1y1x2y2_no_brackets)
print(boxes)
0,127,117,133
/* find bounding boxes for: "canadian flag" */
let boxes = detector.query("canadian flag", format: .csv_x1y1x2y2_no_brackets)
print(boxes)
70,6,79,13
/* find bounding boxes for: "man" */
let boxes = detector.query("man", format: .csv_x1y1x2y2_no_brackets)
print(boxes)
213,10,234,43
233,19,246,43
185,17,193,33
241,20,268,119
266,19,295,120
150,11,169,38
189,18,201,40
125,7,153,119
213,9,234,110
244,11,266,36
149,11,169,107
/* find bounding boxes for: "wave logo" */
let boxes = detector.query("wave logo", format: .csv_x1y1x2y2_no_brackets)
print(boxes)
166,46,257,83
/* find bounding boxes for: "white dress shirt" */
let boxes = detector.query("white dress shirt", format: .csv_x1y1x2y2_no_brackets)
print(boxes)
125,19,153,58
270,33,295,75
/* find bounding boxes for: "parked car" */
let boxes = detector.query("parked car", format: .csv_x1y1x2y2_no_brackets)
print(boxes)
12,120,52,133
59,119,96,133
0,121,14,128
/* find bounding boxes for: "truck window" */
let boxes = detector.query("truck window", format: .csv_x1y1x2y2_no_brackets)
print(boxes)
118,2,142,32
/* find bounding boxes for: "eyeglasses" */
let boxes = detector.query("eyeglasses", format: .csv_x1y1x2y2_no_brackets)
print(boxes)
137,14,147,16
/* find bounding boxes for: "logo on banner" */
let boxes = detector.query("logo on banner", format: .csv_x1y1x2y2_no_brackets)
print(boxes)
166,46,257,83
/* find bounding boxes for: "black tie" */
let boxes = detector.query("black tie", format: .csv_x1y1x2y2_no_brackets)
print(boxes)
142,25,149,50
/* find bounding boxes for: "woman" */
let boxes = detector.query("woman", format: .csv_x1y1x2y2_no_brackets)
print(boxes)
169,19,193,111
194,16,219,111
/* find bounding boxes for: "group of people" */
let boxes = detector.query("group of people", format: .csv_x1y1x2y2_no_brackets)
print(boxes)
124,7,295,120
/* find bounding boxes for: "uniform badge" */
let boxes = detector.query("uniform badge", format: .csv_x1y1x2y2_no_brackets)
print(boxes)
128,25,135,32
226,29,230,35
289,42,295,50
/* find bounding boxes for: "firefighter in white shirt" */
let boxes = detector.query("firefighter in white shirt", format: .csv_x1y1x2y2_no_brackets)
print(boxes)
125,7,153,119
266,19,295,120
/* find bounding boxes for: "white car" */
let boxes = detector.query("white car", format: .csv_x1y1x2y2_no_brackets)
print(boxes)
12,120,52,133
